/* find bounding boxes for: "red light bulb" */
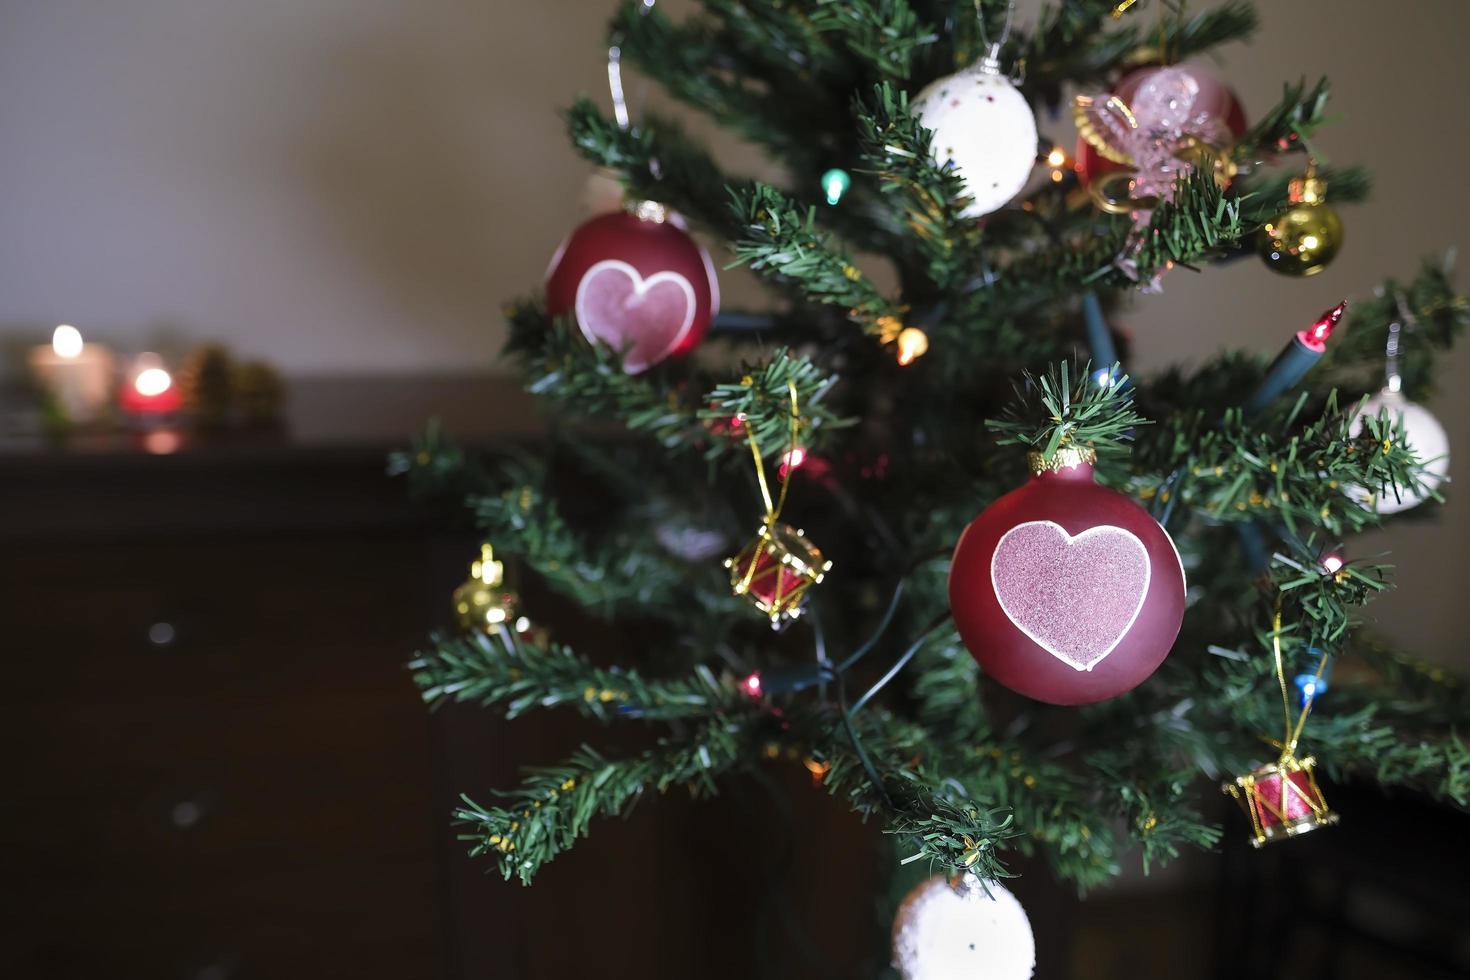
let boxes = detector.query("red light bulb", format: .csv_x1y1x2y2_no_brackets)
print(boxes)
741,672,763,698
779,447,807,478
1299,301,1346,352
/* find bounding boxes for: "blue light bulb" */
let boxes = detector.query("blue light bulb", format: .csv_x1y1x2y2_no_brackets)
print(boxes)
1294,672,1327,709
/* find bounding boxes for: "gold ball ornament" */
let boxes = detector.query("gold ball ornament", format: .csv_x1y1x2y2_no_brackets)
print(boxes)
1258,170,1343,277
453,543,529,636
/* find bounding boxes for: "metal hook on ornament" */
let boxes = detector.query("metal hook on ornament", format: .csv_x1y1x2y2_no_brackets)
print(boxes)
974,0,1018,76
606,0,656,131
1384,287,1420,393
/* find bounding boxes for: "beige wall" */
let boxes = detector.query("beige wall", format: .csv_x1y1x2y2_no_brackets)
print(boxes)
1,0,1466,660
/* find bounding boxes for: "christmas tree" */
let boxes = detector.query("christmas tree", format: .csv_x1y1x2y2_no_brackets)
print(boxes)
399,0,1467,973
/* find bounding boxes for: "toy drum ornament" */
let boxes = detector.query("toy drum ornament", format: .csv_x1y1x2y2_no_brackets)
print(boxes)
1223,755,1338,847
726,521,831,629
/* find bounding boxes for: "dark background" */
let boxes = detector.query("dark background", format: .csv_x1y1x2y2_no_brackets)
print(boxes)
3,379,1466,980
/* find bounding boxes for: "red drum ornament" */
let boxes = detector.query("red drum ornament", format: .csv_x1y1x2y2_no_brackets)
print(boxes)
947,446,1186,705
1224,756,1338,847
545,205,718,373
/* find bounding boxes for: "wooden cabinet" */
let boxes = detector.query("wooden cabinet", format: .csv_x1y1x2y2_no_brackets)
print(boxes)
0,427,450,979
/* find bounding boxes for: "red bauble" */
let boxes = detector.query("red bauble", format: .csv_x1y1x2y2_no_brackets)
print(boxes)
948,452,1186,705
545,209,718,373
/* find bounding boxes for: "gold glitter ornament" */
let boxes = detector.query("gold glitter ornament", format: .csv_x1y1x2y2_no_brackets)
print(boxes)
452,543,529,636
1258,165,1343,277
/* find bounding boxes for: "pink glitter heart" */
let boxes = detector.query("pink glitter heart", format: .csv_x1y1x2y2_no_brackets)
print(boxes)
575,259,695,373
990,521,1150,671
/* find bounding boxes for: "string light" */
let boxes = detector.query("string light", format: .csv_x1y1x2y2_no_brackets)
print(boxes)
1320,551,1345,575
821,168,852,205
896,327,929,365
1045,146,1070,183
1294,672,1328,709
741,672,763,698
1302,301,1346,351
779,446,808,477
1243,300,1346,416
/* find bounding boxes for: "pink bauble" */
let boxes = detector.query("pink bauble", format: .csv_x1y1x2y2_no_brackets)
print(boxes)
545,210,718,373
948,457,1186,705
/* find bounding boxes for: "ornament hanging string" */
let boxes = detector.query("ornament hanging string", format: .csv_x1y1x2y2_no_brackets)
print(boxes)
974,0,1016,65
734,381,802,594
1268,601,1331,762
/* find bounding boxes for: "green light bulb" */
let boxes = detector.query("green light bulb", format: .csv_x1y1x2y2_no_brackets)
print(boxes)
820,168,851,205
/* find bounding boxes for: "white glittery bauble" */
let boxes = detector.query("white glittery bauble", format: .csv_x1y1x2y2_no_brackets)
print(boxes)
892,874,1036,980
913,65,1037,218
1348,389,1451,514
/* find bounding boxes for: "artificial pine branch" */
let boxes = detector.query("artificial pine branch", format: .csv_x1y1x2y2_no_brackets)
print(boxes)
698,347,847,458
412,631,741,722
471,476,713,615
1233,77,1334,158
729,182,901,328
971,168,1246,320
507,303,848,464
1021,0,1258,100
988,360,1150,460
1314,257,1470,400
565,99,749,240
1137,394,1431,536
810,0,939,82
1235,164,1372,225
855,82,986,292
610,0,847,173
456,722,746,885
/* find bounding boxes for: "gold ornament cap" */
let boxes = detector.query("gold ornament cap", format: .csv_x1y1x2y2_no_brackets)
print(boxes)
1288,173,1327,206
1026,444,1098,476
627,199,669,223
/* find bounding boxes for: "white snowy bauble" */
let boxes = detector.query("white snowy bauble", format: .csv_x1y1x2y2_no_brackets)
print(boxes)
892,874,1036,980
1349,388,1450,514
913,61,1038,218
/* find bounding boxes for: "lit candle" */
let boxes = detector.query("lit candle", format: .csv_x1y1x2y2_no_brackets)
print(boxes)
27,324,116,422
119,352,183,415
1243,301,1346,416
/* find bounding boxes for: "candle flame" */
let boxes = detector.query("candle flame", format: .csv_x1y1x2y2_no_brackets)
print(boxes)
53,324,84,358
135,366,173,397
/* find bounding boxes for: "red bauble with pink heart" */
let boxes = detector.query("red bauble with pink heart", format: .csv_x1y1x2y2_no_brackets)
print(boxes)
545,208,719,374
948,447,1186,705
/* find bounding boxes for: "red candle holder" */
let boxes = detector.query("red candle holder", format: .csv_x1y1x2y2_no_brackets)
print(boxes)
1223,755,1338,847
